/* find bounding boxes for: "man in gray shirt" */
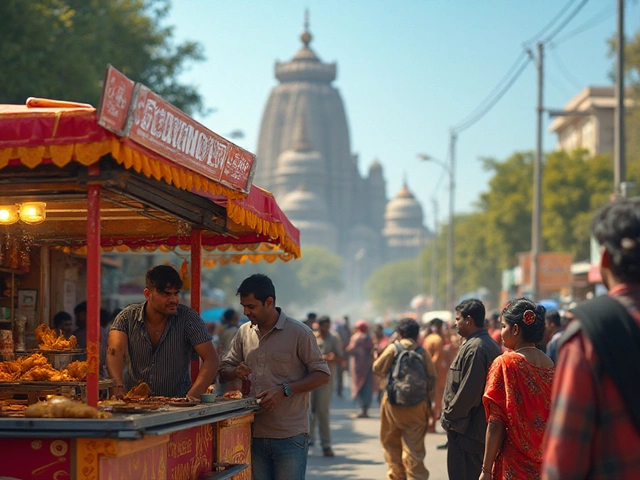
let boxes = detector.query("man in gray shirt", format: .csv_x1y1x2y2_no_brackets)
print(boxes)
107,265,218,399
219,274,330,480
441,299,502,480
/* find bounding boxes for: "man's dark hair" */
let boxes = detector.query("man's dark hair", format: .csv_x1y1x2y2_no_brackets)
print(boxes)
100,308,111,327
74,301,87,315
430,318,444,329
317,315,331,325
502,297,546,344
591,198,640,283
307,312,317,321
545,310,562,327
146,265,183,291
53,311,72,328
222,308,237,324
456,299,486,328
236,273,276,304
396,317,420,340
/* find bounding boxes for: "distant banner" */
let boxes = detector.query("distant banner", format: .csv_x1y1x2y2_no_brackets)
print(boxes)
98,65,256,193
519,252,573,290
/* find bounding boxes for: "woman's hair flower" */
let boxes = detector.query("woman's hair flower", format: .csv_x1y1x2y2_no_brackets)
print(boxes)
523,309,536,325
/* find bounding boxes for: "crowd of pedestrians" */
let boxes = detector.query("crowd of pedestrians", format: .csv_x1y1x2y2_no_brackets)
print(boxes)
92,196,640,480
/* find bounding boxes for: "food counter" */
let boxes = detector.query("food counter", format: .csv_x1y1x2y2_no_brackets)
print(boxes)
0,398,258,479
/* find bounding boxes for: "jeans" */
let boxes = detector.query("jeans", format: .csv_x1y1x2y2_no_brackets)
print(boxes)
252,434,309,480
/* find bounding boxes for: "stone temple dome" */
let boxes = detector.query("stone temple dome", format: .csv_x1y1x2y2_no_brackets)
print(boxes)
383,182,429,262
280,185,329,221
384,183,425,227
280,185,337,252
274,118,326,199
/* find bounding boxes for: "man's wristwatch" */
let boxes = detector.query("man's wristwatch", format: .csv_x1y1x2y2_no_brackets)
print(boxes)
282,383,292,397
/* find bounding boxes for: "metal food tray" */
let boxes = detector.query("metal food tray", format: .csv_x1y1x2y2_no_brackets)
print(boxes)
0,398,258,439
31,349,84,354
17,379,116,387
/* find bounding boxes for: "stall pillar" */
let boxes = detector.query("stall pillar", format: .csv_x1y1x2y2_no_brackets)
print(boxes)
86,164,101,407
190,229,202,383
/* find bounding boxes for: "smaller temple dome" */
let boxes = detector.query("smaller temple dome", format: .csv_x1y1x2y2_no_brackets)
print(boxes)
369,160,383,174
384,183,424,224
280,185,329,222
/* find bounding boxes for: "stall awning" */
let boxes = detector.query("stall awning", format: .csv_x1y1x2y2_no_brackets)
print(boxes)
0,101,300,260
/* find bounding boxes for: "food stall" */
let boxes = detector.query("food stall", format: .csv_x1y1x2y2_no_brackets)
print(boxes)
0,66,300,479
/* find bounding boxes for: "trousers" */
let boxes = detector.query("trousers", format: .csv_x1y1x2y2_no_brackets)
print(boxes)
310,378,333,448
380,395,430,480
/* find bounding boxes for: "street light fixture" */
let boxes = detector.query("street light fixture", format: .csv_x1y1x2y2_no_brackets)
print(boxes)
418,151,455,313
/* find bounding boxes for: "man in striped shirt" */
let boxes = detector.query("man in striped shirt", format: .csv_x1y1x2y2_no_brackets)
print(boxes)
107,265,218,399
219,274,330,480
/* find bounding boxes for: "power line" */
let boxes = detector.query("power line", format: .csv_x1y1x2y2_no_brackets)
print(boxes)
551,3,616,46
549,47,584,91
524,0,581,46
453,55,531,134
542,0,590,44
455,51,528,127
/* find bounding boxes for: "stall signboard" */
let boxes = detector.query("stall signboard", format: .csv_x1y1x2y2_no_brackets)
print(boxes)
98,65,256,193
97,65,136,135
518,252,573,291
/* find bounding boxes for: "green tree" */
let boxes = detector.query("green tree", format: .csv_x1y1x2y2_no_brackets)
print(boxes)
203,246,344,311
365,259,421,314
0,0,205,114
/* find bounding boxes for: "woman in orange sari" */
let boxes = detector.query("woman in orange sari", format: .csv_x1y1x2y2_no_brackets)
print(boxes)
480,298,555,480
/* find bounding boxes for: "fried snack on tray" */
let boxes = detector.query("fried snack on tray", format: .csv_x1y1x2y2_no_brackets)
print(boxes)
25,396,111,419
20,365,71,382
63,360,88,381
124,382,150,400
0,360,21,381
35,324,77,351
17,353,49,374
223,390,243,399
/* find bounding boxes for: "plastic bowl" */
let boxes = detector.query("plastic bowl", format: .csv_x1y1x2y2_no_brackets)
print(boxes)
200,393,217,403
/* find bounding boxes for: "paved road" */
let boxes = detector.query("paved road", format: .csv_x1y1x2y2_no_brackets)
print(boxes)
306,393,448,480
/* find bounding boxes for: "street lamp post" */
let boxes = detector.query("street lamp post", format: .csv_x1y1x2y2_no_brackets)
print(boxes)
418,142,456,313
431,198,439,310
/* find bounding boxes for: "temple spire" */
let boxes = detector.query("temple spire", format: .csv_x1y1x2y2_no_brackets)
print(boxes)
300,9,312,47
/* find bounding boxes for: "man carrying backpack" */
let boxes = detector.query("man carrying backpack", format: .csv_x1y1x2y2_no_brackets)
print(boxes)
542,198,640,480
373,317,437,480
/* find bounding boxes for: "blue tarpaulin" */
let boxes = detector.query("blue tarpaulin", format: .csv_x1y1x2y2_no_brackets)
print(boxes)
201,307,227,323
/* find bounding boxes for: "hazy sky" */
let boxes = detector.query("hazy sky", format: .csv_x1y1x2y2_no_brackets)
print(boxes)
166,0,640,229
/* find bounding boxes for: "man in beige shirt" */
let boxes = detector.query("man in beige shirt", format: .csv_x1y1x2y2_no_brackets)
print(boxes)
373,317,437,480
219,274,330,480
310,315,343,457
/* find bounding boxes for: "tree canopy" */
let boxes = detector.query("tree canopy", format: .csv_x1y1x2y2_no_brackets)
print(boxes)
365,259,422,313
0,0,205,114
202,246,344,313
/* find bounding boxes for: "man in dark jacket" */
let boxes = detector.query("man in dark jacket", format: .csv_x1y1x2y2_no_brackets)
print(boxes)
441,299,502,480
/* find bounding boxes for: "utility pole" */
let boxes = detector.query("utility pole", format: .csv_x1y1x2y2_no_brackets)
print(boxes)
447,131,456,313
615,0,626,197
431,198,439,310
531,42,544,301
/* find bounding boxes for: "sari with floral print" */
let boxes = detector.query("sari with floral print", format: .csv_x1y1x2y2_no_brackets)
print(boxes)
483,352,554,480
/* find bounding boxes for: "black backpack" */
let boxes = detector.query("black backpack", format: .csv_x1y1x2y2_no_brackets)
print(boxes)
568,295,640,433
386,342,429,406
